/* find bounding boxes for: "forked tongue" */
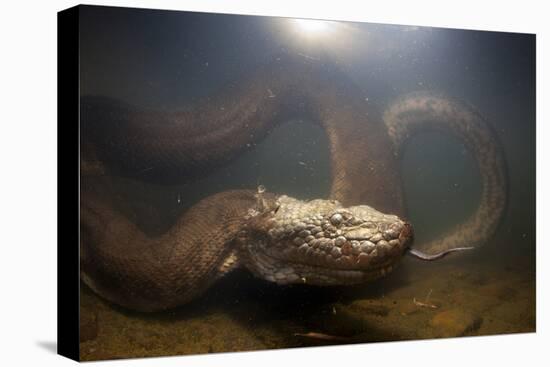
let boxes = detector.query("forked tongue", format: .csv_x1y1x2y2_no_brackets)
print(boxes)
407,246,474,261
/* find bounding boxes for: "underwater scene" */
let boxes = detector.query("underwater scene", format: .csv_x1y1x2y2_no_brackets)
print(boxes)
78,5,535,361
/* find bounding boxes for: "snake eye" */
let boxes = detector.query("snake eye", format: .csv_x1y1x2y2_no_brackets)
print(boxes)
330,213,343,226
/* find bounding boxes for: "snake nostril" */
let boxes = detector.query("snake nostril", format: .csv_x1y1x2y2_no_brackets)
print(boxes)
399,222,413,245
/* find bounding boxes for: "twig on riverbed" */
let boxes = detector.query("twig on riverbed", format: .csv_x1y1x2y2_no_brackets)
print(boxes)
413,289,438,309
294,332,352,342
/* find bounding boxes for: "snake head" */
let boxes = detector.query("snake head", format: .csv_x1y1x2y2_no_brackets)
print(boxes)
240,195,413,286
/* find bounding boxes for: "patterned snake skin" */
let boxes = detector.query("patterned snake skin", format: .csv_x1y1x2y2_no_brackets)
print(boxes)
80,56,507,311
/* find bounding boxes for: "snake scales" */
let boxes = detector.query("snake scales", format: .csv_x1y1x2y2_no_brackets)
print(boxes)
80,56,507,311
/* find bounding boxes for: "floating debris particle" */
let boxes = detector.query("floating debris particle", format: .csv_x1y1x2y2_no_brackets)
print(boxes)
296,52,320,61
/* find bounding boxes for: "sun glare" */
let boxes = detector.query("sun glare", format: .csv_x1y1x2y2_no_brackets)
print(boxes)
293,19,332,34
278,17,360,60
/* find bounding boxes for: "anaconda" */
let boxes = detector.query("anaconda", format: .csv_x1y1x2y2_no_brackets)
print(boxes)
80,56,507,312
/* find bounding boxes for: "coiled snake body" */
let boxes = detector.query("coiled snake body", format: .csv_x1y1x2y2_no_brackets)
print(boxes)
80,56,507,312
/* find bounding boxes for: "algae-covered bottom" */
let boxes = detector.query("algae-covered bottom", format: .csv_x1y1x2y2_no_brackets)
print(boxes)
79,252,535,361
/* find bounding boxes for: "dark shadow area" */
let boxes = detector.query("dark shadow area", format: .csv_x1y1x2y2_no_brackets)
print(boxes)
36,340,57,354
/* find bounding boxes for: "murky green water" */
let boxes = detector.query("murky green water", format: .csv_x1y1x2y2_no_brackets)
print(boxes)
79,6,535,361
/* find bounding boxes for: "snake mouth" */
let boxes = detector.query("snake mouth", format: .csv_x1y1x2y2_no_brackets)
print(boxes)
251,245,407,286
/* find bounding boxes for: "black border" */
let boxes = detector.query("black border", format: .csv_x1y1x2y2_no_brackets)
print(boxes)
57,4,80,362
